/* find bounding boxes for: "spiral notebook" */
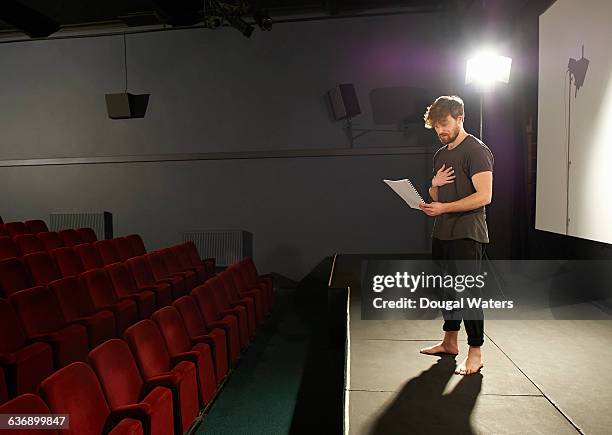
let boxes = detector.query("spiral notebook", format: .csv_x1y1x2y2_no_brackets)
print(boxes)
383,178,425,209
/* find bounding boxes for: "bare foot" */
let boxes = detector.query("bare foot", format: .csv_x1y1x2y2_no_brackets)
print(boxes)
455,346,483,375
419,342,458,356
420,331,459,356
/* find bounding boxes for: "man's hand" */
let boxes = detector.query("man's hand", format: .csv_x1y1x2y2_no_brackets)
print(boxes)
432,164,455,188
419,202,447,216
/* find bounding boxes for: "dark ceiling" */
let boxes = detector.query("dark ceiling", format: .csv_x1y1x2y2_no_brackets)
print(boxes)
0,0,466,38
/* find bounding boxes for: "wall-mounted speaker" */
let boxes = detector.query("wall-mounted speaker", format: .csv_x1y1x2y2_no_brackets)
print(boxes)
105,93,150,119
327,83,361,120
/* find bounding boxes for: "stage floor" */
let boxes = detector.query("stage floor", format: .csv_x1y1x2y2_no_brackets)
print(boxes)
346,291,612,434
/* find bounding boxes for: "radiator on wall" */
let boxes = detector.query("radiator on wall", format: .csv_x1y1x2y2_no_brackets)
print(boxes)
49,211,113,240
182,230,253,267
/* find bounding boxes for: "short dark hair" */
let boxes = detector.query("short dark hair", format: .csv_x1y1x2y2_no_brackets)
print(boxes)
423,95,464,129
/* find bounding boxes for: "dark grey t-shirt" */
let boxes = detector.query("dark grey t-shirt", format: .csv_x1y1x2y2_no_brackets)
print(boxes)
431,134,494,243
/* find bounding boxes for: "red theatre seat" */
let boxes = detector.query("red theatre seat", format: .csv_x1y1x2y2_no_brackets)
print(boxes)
173,295,235,368
203,277,252,343
183,242,215,279
218,269,259,331
169,244,208,284
152,306,217,405
96,240,122,266
50,247,86,278
159,249,198,291
114,237,137,262
9,286,89,368
0,258,34,298
13,234,45,255
0,299,54,397
39,362,145,435
0,393,59,435
80,269,139,334
127,234,147,256
75,243,105,271
242,257,274,307
105,263,158,319
58,229,83,247
146,253,188,299
0,236,20,261
4,222,30,237
124,320,199,434
37,232,64,252
126,256,174,306
191,282,248,352
228,262,270,316
49,277,117,348
22,252,62,286
77,227,98,244
24,219,49,234
89,339,174,435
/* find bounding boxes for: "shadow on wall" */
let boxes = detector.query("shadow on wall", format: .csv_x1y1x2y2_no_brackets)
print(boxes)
262,243,303,283
368,356,482,435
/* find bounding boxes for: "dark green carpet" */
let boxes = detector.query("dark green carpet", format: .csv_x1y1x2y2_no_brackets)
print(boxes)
195,289,311,435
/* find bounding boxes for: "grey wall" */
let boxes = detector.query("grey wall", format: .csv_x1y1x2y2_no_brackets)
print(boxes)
0,13,457,280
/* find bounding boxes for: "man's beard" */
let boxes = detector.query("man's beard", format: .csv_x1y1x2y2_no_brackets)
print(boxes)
438,127,459,145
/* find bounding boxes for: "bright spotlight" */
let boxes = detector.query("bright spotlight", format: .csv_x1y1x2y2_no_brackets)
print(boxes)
465,51,512,88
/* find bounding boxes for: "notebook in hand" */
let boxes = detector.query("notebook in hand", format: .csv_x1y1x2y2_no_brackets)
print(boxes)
383,179,425,209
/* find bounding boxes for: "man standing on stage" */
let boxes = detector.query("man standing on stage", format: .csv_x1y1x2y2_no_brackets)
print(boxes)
418,95,494,376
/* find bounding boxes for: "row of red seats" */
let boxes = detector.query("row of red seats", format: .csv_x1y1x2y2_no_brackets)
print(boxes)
0,219,51,237
0,228,136,261
0,258,274,435
0,234,214,297
0,240,217,398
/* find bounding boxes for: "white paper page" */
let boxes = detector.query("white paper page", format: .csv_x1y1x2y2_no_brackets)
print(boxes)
383,179,425,209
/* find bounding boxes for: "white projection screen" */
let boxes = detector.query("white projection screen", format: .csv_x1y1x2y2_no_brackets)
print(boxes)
537,0,612,244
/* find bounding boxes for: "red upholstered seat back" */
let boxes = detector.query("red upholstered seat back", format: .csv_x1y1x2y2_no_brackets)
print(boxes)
113,237,136,262
49,277,97,319
76,228,98,244
22,252,62,286
105,263,138,298
0,394,58,435
39,362,111,435
126,256,157,287
50,247,85,277
173,296,209,338
8,286,66,337
37,232,64,252
126,234,146,256
74,243,105,271
0,237,20,261
58,229,83,247
124,320,172,380
80,269,119,309
152,306,193,356
24,219,49,234
14,234,45,255
0,258,33,298
0,299,28,353
4,222,29,237
88,339,144,409
95,240,121,266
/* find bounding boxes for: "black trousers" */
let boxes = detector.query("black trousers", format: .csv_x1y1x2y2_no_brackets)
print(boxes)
431,237,485,347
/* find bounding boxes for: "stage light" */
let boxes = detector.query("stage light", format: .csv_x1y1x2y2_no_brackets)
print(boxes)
465,49,512,139
465,50,512,88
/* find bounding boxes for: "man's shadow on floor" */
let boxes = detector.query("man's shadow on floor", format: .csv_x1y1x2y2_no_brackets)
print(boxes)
368,356,482,435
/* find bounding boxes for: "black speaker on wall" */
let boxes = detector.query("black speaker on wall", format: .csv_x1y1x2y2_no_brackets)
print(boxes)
327,83,361,120
105,93,150,119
